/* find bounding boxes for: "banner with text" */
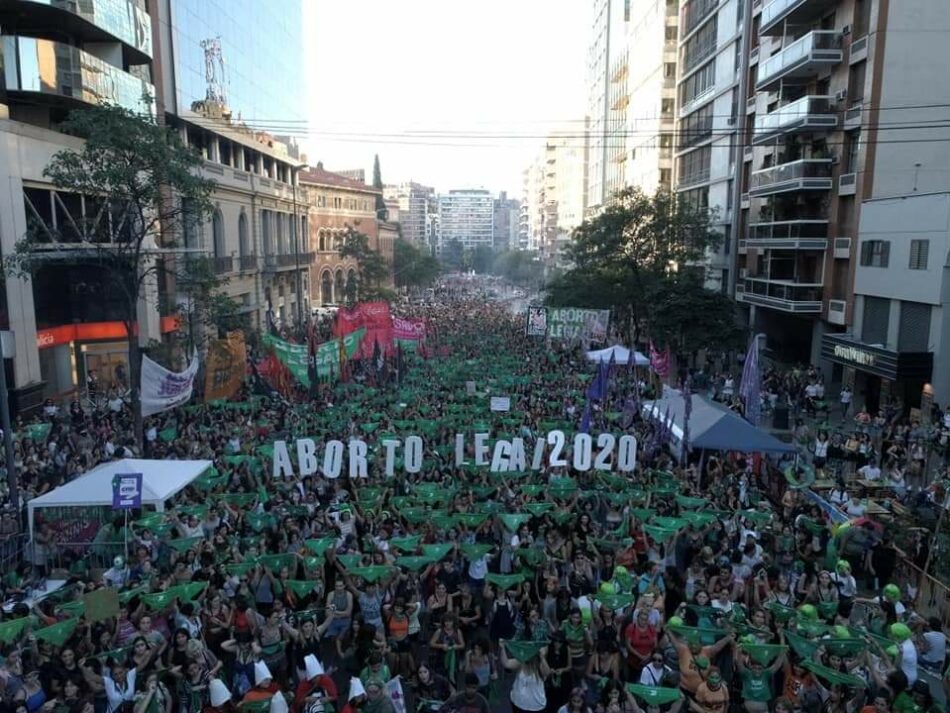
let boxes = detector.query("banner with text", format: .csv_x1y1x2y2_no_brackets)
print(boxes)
141,350,199,416
526,307,547,337
393,316,427,351
546,308,610,341
333,301,394,359
204,331,247,402
263,328,365,388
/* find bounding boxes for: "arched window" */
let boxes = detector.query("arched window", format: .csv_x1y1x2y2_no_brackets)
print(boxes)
318,229,326,252
238,212,250,258
334,270,344,300
321,271,333,304
212,209,226,259
262,210,273,256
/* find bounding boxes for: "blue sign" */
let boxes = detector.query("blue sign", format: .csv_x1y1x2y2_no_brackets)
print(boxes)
112,473,143,510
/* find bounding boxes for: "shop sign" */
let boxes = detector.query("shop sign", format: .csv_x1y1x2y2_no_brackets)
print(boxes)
833,344,876,367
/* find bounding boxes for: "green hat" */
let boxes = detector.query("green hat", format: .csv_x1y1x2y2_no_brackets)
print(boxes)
706,671,722,685
886,645,899,658
694,656,710,670
836,559,850,571
799,604,818,621
599,581,617,595
890,623,912,642
668,615,683,628
833,625,851,639
883,583,901,602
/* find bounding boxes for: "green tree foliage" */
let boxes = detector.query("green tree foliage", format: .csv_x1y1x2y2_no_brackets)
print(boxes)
338,225,392,303
393,238,440,288
546,187,732,353
441,239,464,271
4,102,216,447
471,245,495,274
372,154,387,218
491,250,544,288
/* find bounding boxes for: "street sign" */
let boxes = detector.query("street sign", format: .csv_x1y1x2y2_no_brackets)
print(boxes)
112,473,143,510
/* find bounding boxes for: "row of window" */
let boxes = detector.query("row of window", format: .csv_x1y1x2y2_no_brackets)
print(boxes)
313,194,372,212
862,296,931,352
859,239,929,270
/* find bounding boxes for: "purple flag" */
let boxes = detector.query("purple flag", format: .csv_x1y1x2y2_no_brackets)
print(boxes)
580,403,592,434
740,336,762,426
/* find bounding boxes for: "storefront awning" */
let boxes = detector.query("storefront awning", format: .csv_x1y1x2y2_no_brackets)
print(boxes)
821,333,933,381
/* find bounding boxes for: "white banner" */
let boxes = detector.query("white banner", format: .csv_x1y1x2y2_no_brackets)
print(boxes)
385,677,407,713
140,351,199,417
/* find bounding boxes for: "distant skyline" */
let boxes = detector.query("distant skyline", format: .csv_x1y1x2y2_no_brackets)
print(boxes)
303,0,589,196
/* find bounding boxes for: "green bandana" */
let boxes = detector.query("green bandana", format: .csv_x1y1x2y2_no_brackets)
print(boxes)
504,640,547,663
486,573,525,590
34,618,79,646
625,684,682,705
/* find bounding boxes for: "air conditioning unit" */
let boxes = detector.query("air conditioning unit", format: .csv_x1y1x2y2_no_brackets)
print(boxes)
834,89,848,103
841,24,852,35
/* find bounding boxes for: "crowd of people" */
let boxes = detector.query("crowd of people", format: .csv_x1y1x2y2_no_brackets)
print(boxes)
0,287,946,713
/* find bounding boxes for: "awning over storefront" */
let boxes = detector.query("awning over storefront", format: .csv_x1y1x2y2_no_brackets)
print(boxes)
820,334,933,381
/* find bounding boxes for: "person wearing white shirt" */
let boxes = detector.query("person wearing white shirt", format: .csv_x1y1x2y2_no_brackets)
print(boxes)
99,662,137,713
845,495,866,518
639,653,671,686
859,461,882,481
900,637,919,685
921,617,947,672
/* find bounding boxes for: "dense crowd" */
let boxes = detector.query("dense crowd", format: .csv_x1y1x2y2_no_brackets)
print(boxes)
0,289,946,713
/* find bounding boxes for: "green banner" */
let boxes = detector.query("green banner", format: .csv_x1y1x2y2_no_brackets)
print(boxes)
262,328,365,387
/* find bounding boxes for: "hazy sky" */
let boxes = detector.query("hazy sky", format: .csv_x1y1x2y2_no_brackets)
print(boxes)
303,0,589,197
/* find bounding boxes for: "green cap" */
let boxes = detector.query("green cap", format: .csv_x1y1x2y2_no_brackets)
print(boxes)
890,623,912,642
706,671,722,685
694,656,710,670
883,583,901,602
798,604,818,620
668,615,683,628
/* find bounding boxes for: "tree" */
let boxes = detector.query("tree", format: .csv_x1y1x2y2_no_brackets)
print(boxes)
491,250,544,289
545,187,722,347
372,154,387,219
441,239,464,271
338,225,393,302
471,245,495,274
393,238,440,288
4,102,215,449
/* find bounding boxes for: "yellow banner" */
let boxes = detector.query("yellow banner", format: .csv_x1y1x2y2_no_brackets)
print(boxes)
205,331,247,401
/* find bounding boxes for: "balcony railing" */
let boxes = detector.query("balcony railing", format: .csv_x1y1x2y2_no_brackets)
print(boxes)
677,168,711,189
212,256,233,274
239,254,258,271
760,0,838,35
746,220,828,249
752,95,837,145
749,158,833,196
682,0,720,36
739,277,823,312
1,35,155,116
756,31,843,91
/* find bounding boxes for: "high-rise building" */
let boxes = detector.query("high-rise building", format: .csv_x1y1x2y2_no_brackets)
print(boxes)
735,0,950,408
674,0,747,295
521,133,589,267
437,190,495,252
626,0,679,194
492,192,520,252
586,0,630,212
384,182,434,246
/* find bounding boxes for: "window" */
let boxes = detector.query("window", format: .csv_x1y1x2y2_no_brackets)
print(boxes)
861,296,890,345
677,145,711,186
665,26,677,41
664,62,676,78
848,61,867,105
859,240,889,267
238,212,250,257
680,61,715,107
684,19,717,72
680,103,714,150
212,209,226,258
909,239,929,270
661,99,674,116
898,302,931,351
659,169,672,186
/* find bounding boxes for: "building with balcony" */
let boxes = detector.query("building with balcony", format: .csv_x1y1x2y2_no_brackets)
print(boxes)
585,0,630,212
0,0,161,410
674,0,749,295
437,190,495,253
301,166,386,305
736,0,950,412
493,192,520,252
625,0,678,195
383,182,434,247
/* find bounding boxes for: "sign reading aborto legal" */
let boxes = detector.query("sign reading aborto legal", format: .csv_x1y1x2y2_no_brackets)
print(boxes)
271,431,637,479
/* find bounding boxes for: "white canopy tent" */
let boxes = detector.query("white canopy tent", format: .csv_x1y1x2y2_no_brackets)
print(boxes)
586,345,650,367
27,458,212,542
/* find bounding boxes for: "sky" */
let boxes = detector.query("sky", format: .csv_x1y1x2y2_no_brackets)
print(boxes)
303,0,589,197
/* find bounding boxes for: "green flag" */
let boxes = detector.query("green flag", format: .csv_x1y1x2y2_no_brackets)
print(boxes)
348,566,394,583
524,503,555,517
643,524,678,543
497,513,531,532
486,573,525,591
34,618,79,646
0,617,29,644
625,684,683,706
305,538,337,557
460,544,493,561
167,536,203,553
595,593,635,611
394,556,436,572
785,631,820,660
141,591,177,611
389,535,422,553
258,553,296,573
503,640,547,663
421,543,454,561
456,513,489,528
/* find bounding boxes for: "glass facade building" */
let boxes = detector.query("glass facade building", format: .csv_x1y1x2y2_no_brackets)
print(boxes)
166,0,304,124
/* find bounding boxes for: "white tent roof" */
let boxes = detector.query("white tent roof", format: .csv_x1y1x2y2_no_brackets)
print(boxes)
28,458,211,517
586,345,650,367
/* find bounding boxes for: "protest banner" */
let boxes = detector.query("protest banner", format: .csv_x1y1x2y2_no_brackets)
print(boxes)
334,301,394,359
263,329,365,388
526,307,547,336
204,331,246,401
393,316,427,346
546,307,610,341
83,587,120,623
112,473,142,509
490,396,511,412
271,430,637,478
140,351,199,416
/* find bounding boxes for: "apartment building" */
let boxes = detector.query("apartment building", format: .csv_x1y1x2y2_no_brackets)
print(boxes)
626,0,679,194
738,0,950,411
384,182,434,246
437,190,494,252
674,0,748,294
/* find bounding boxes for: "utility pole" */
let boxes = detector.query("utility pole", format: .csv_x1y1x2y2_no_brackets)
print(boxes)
0,332,18,512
